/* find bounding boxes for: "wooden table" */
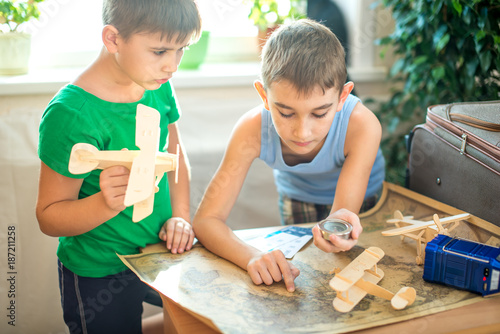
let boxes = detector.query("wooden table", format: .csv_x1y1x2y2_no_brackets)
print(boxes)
160,294,500,334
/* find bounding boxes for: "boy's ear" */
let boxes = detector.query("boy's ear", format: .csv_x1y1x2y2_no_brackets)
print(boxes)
336,81,355,111
102,25,120,53
254,80,270,110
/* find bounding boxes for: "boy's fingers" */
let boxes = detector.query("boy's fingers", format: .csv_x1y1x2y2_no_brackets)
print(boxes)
282,270,297,292
164,220,194,254
258,266,274,286
313,228,337,252
275,253,298,292
169,221,184,253
176,224,193,253
158,227,167,241
291,266,300,279
248,270,264,286
186,231,195,251
328,234,357,252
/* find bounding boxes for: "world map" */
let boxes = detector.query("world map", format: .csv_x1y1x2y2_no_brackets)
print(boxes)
120,183,498,333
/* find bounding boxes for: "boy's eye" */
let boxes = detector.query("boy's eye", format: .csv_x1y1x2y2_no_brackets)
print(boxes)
153,50,166,56
313,112,328,119
279,111,293,119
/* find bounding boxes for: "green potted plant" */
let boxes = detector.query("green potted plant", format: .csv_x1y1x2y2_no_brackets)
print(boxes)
179,30,210,70
373,0,500,185
0,0,45,75
248,0,306,49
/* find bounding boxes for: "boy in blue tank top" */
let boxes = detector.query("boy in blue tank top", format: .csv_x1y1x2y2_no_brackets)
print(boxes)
193,19,385,293
36,1,201,333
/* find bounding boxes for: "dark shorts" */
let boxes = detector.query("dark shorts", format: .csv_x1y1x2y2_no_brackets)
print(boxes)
278,188,382,225
58,260,162,334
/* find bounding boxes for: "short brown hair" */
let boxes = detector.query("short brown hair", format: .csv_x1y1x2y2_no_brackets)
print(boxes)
261,19,347,97
102,0,202,43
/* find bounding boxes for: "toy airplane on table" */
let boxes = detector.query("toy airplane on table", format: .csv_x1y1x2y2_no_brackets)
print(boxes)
329,246,416,313
68,104,179,222
382,210,470,265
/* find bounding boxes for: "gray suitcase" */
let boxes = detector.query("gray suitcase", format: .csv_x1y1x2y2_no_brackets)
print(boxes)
407,100,500,225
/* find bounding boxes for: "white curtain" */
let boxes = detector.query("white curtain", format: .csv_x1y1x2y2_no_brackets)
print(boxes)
0,108,66,334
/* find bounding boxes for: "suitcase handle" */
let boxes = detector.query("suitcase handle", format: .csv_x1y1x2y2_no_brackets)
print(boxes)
448,113,500,132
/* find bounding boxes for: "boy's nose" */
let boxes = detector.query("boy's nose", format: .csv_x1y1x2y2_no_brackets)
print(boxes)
162,54,180,73
293,119,312,140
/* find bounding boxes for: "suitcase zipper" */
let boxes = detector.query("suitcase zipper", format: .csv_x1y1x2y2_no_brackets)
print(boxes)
416,122,500,175
449,113,500,132
460,134,467,155
427,110,500,161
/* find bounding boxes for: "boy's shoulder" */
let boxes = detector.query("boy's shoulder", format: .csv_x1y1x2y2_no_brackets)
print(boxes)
229,105,264,148
46,84,89,112
345,98,381,142
236,105,263,132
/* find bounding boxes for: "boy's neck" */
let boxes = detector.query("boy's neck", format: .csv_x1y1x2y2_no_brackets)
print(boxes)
72,47,146,103
280,137,326,167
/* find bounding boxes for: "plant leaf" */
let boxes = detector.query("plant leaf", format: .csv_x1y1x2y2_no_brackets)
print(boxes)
451,0,463,15
479,51,492,72
435,33,450,53
431,66,445,81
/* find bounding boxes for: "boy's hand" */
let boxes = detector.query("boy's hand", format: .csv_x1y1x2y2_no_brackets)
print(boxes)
247,250,300,292
159,217,195,254
99,166,130,212
312,208,362,253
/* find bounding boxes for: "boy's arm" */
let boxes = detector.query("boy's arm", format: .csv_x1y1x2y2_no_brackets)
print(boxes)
313,102,382,252
192,109,299,292
159,122,195,254
36,162,129,237
166,122,190,221
335,102,382,213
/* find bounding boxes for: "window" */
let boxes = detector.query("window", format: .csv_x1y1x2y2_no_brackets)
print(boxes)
21,0,389,81
27,0,103,69
25,0,259,69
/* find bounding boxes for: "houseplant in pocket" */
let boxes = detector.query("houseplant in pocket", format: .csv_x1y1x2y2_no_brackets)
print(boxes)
248,0,306,51
0,0,45,75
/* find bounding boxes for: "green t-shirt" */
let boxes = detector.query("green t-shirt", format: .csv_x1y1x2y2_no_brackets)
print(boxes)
38,83,181,277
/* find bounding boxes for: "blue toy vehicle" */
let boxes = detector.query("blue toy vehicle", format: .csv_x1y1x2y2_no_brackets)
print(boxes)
423,234,500,296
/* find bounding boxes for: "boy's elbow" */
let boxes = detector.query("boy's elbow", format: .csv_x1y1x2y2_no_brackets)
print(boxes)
36,208,58,237
192,213,221,239
37,219,56,237
191,216,204,234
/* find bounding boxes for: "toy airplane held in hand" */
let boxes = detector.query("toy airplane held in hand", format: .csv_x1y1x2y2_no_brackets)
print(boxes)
68,104,179,222
382,210,470,265
329,246,416,313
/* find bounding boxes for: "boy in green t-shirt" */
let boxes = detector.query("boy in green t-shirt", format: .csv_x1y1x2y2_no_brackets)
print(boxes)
36,0,201,333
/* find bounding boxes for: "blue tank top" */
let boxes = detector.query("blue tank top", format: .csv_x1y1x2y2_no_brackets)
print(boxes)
259,94,385,205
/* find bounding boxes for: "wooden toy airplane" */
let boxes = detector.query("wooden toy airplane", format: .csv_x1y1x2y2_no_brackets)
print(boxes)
382,210,470,265
329,246,416,313
68,104,179,222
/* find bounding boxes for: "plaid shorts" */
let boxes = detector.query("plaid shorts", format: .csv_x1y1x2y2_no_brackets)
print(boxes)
278,188,382,225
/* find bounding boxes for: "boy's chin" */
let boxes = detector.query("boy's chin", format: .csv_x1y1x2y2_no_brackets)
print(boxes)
142,81,164,90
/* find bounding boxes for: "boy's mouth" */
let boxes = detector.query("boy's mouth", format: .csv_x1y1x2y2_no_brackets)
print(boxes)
293,141,312,147
155,77,171,84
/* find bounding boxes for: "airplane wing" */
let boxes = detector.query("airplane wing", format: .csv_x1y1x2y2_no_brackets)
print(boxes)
382,213,470,236
381,220,435,236
124,104,160,210
333,267,385,313
329,247,385,292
